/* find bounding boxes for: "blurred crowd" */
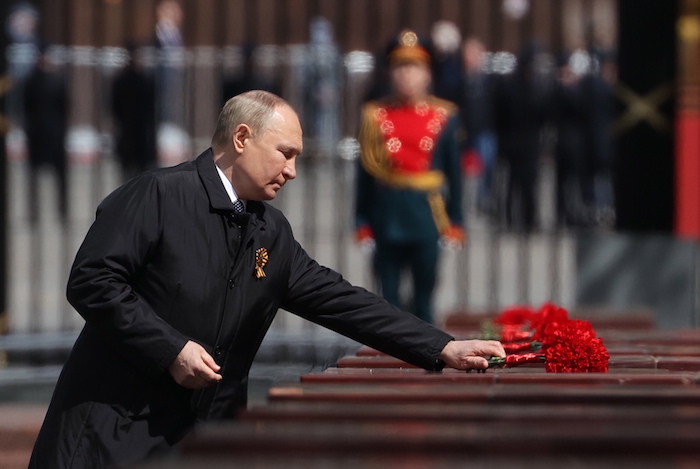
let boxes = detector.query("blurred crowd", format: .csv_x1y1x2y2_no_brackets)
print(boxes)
4,1,617,233
423,20,617,232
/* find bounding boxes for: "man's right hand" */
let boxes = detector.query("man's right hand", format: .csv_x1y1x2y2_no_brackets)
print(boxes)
168,340,223,389
439,339,506,371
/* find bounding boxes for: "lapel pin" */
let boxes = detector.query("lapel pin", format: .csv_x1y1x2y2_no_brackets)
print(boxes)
255,247,268,279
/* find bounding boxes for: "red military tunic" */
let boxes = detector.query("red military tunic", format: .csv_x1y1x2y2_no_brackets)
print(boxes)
356,96,463,242
377,100,450,174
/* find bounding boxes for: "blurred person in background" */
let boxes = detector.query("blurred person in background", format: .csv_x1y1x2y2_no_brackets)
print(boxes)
495,39,555,232
355,30,465,324
431,20,463,105
28,90,504,468
5,1,39,135
154,0,184,126
221,40,282,104
459,37,499,217
111,43,157,181
362,45,391,103
580,47,617,227
5,1,39,78
302,16,343,157
23,41,69,225
552,49,586,228
154,0,188,165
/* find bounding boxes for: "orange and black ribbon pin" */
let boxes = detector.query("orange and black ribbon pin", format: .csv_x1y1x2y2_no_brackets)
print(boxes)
255,248,268,279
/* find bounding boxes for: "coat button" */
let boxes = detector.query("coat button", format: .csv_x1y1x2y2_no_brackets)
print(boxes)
214,346,223,356
228,279,234,289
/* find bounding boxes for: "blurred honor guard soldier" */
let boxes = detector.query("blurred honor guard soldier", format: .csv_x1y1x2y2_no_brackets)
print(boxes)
29,90,503,468
355,30,465,324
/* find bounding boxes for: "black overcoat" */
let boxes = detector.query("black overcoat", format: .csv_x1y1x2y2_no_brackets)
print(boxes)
29,149,454,468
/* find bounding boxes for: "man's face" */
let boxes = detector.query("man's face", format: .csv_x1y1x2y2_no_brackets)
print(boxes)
157,0,183,27
390,62,431,101
463,40,485,72
231,105,303,201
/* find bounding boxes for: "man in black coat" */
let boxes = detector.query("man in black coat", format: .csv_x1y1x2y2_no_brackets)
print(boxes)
29,91,505,468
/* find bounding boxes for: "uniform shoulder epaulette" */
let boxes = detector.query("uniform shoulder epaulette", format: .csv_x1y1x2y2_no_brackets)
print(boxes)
362,99,391,122
426,96,458,116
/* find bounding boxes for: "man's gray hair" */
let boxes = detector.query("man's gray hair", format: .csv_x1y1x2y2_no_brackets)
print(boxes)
211,90,289,149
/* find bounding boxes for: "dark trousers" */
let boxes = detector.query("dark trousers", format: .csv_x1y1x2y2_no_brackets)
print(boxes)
28,160,68,226
506,155,538,232
373,239,439,324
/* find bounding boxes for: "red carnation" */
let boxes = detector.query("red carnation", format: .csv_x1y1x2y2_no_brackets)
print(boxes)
493,305,535,327
530,302,569,341
541,319,609,372
486,310,610,373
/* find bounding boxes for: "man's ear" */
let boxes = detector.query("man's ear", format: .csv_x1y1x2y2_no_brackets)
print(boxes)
232,124,252,154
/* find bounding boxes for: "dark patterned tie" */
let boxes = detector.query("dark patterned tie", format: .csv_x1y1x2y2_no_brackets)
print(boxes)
232,199,245,213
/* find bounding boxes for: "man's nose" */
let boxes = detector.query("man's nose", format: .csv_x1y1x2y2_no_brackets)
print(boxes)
283,158,296,180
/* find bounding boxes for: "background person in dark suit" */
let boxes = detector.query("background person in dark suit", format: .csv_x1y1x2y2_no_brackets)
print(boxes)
459,37,499,216
29,90,504,468
111,44,157,181
23,42,69,225
221,41,282,105
580,47,617,227
495,39,555,232
552,49,586,228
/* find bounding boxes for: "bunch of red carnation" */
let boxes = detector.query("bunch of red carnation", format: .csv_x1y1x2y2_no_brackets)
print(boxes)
486,302,610,373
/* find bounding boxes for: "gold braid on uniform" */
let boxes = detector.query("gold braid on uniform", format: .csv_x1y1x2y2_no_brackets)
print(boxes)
358,99,454,233
427,191,451,234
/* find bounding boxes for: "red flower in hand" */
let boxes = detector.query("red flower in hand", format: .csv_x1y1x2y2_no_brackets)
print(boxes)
499,325,532,343
502,341,541,354
488,353,545,368
486,305,610,373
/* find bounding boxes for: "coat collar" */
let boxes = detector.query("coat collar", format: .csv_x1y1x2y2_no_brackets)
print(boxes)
195,148,267,221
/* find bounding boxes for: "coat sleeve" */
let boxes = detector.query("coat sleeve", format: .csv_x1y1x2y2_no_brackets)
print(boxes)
66,174,189,377
281,239,453,370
